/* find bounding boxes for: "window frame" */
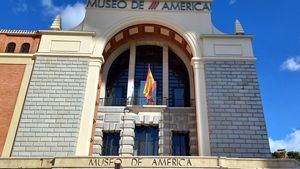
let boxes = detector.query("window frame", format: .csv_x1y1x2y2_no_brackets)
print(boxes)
134,125,159,156
102,131,121,156
20,43,30,53
171,131,190,156
5,42,16,53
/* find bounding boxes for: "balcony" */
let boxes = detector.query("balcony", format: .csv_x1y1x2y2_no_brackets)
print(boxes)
99,97,195,107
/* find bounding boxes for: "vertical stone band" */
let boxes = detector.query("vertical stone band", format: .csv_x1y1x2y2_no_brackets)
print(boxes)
191,57,211,156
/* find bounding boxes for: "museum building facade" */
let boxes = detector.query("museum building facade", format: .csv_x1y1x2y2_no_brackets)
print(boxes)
1,0,300,168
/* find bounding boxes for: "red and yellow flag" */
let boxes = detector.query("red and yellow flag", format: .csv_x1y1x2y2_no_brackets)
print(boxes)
143,65,157,101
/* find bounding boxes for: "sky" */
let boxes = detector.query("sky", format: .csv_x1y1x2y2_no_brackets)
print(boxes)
0,0,299,152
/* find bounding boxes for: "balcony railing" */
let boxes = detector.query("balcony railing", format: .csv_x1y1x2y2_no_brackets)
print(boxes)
99,98,128,107
99,98,195,107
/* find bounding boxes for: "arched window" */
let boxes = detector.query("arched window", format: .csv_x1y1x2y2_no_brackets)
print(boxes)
20,43,30,53
169,50,190,107
104,45,191,107
5,42,16,53
105,49,130,106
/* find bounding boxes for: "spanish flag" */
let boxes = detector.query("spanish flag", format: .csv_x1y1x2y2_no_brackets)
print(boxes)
143,65,157,102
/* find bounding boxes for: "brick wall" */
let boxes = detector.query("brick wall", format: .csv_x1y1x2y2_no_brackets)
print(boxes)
0,33,40,54
205,61,271,158
0,64,25,156
12,56,89,157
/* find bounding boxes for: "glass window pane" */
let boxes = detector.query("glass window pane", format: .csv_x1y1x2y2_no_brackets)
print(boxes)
168,50,190,107
105,50,129,106
134,126,158,156
134,46,162,105
172,134,180,155
172,132,190,156
102,132,120,156
138,81,157,105
5,43,16,53
174,88,185,107
20,43,30,53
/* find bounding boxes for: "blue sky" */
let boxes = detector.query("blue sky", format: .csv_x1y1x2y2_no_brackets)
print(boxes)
0,0,299,152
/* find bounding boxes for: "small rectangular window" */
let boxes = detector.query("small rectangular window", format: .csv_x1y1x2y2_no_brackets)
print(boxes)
134,126,159,156
102,132,120,156
172,132,190,156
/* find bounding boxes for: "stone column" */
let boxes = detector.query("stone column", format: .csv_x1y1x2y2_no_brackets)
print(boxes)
162,45,169,105
191,57,211,156
127,43,136,105
119,108,135,156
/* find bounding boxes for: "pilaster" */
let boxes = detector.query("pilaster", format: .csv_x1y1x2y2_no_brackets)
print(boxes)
76,57,103,156
191,57,211,156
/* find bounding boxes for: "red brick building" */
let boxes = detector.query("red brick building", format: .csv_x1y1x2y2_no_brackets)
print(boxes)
0,30,40,156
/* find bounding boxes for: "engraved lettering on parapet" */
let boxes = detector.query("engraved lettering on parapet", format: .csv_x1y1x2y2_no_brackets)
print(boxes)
86,0,211,12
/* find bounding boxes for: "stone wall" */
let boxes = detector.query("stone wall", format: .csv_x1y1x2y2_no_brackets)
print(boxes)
12,56,89,157
205,61,271,158
92,106,197,156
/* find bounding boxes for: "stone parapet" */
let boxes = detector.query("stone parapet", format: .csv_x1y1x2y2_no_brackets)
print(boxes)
0,157,299,169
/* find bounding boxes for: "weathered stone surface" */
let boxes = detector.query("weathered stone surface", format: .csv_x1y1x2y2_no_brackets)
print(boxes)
12,56,89,157
205,61,271,158
93,107,197,156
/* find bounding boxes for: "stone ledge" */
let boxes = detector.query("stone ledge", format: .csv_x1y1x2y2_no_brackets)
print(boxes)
127,105,167,113
0,157,299,169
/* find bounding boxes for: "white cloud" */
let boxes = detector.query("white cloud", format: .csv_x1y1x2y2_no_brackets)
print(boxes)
41,0,61,14
269,130,300,152
41,0,52,8
281,56,300,71
12,0,29,13
60,3,86,30
229,0,237,5
41,0,86,30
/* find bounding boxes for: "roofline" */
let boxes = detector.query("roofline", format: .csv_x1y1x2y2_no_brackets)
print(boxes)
0,29,40,35
39,30,96,36
200,34,254,39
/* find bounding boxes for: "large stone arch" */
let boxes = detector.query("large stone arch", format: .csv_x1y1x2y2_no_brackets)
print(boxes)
91,16,201,60
102,24,193,60
99,24,195,100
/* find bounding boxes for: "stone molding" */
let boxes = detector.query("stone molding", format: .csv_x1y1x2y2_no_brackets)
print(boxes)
0,157,299,169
